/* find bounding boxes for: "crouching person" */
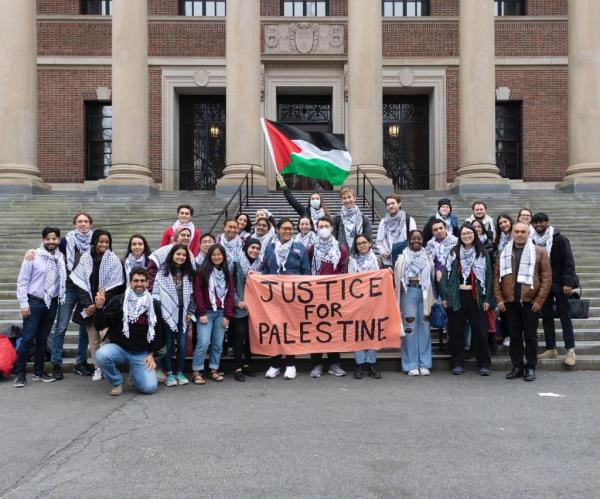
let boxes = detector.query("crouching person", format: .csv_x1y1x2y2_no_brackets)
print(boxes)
94,268,164,396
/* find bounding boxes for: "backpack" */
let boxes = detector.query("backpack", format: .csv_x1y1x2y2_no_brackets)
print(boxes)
0,334,16,377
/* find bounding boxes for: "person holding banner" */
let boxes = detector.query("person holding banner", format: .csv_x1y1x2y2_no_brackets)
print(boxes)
333,188,372,250
348,234,383,379
307,216,348,378
294,216,318,249
441,224,493,376
262,218,311,379
394,230,436,376
216,218,242,270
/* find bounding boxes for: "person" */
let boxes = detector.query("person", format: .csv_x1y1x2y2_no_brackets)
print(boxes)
294,216,318,248
122,234,151,280
192,244,235,383
307,216,348,378
465,201,496,240
251,216,276,258
237,214,252,244
333,188,372,250
147,227,195,290
494,222,551,382
376,194,417,268
195,233,216,267
471,219,494,255
441,224,493,376
533,212,578,366
255,208,276,228
230,239,262,381
159,204,201,256
70,229,125,382
348,234,383,379
394,230,436,376
24,212,94,379
262,217,311,379
216,218,242,269
494,213,513,255
14,227,67,387
425,219,458,282
422,198,460,244
278,174,330,230
517,208,535,237
152,244,195,387
94,268,164,396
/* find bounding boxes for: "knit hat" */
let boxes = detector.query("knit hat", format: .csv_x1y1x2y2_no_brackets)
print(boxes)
243,237,262,255
438,198,452,211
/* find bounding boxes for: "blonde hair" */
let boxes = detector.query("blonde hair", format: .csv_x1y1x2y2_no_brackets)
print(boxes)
339,187,355,198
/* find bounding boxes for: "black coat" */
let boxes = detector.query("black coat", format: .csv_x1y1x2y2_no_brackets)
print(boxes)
549,230,578,287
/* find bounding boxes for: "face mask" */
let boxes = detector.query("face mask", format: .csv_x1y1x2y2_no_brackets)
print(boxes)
318,228,331,239
310,199,321,209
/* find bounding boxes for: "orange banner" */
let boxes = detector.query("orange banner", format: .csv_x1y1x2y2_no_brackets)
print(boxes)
245,270,402,356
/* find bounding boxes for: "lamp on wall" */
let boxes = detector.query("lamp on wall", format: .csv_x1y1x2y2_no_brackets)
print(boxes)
209,124,220,138
388,124,400,138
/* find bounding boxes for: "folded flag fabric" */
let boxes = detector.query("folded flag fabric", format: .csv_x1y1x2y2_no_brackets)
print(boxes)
261,118,352,186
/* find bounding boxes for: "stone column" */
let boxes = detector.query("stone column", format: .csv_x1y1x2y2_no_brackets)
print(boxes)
347,0,392,192
217,0,267,195
451,0,509,193
101,0,156,194
558,0,600,192
0,0,49,193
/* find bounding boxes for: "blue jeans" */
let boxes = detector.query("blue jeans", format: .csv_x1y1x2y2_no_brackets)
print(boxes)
193,309,226,371
16,296,58,376
95,343,157,394
163,322,187,374
354,350,377,365
400,287,432,372
50,286,89,365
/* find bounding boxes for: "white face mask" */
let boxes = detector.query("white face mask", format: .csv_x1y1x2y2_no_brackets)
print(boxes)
310,199,321,209
318,228,331,239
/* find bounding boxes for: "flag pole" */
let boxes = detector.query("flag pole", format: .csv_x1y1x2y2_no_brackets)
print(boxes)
260,117,285,186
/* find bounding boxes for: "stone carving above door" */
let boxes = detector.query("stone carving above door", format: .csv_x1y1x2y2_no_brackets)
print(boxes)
264,23,345,56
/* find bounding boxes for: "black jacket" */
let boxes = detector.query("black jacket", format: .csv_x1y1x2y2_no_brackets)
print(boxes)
549,230,578,287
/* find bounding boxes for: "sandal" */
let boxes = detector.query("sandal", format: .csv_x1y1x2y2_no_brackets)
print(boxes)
209,370,224,382
192,373,205,385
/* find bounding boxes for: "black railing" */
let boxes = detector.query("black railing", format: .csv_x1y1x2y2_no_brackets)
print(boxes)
208,165,255,234
354,166,386,222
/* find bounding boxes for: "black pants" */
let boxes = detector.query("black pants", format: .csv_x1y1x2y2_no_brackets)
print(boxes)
541,283,575,350
270,355,296,368
230,316,252,370
447,291,491,369
505,302,540,369
311,352,341,368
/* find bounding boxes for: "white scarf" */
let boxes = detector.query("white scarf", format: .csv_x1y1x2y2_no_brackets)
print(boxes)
252,225,276,257
274,239,293,273
37,245,67,308
311,237,341,275
340,205,364,249
152,271,192,332
150,244,196,270
401,248,431,294
499,239,537,289
195,252,206,268
348,250,379,273
172,220,195,240
379,210,407,255
238,252,261,276
124,253,146,278
532,226,554,256
122,287,156,342
498,231,512,253
466,214,495,237
294,230,318,248
310,206,326,231
208,268,228,312
65,230,92,271
435,211,452,232
239,230,252,244
70,249,124,301
219,234,242,269
454,246,487,293
426,234,458,267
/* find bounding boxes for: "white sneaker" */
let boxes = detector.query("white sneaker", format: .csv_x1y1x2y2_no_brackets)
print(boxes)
265,367,281,378
419,368,431,376
92,368,103,382
502,337,510,347
283,366,297,379
408,369,420,376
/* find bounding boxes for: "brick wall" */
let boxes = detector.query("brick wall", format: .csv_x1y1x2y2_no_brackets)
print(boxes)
527,0,567,16
495,21,567,57
446,69,459,182
38,20,111,56
148,69,162,181
383,21,458,57
149,0,179,15
149,21,226,57
37,0,79,15
431,0,458,16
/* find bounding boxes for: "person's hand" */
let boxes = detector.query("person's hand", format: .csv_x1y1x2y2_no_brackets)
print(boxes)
24,249,36,261
222,317,230,329
563,286,573,296
185,314,192,323
144,354,156,371
435,270,442,282
247,270,256,276
381,251,390,258
94,289,106,309
238,301,248,310
21,307,31,318
199,315,208,325
531,302,542,313
442,300,448,309
483,303,490,312
276,174,287,188
497,302,506,313
85,304,96,316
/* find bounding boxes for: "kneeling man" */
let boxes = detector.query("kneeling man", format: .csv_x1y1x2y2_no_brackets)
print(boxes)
94,268,164,396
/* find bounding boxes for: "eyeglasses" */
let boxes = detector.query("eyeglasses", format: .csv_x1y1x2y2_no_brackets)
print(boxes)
280,227,293,232
356,241,370,246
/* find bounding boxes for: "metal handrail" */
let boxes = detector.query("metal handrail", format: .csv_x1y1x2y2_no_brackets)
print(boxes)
355,166,386,223
208,165,255,234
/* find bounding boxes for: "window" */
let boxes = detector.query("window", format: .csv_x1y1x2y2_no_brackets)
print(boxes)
81,0,112,15
179,0,226,16
494,0,525,16
282,1,328,17
496,102,522,179
382,0,430,17
86,103,112,180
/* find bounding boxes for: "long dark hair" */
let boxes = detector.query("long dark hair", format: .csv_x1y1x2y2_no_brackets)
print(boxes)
494,213,513,246
198,244,230,286
162,243,194,278
452,224,484,258
91,229,113,257
237,213,252,234
126,234,151,259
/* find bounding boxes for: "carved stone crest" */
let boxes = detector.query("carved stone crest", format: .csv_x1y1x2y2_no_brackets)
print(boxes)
263,23,345,56
290,23,319,54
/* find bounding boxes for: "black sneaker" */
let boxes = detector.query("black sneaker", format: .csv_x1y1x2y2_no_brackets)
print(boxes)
73,363,93,376
53,364,64,381
32,373,56,383
13,375,26,388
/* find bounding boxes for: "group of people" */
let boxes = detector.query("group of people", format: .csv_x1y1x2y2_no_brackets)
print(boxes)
13,180,578,394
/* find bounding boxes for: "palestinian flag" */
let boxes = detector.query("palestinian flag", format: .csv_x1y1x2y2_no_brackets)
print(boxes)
261,118,352,186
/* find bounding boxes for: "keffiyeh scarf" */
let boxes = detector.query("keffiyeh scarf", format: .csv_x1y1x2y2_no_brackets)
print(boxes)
497,231,512,253
435,211,452,232
294,230,318,248
37,246,67,308
252,226,276,257
466,214,495,237
340,205,364,249
70,250,124,300
499,239,537,289
152,271,191,332
426,234,458,267
379,211,407,255
401,248,431,294
274,239,293,273
219,234,242,269
311,237,341,275
348,250,379,273
455,246,487,292
310,206,326,231
124,254,147,278
172,220,195,241
122,287,156,342
208,268,228,312
65,230,92,271
532,226,554,256
238,252,261,276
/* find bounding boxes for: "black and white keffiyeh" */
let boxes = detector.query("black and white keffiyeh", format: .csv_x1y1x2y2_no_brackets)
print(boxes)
499,239,537,289
426,234,458,266
348,250,379,273
532,226,554,256
152,271,192,332
195,251,206,268
294,230,318,248
340,205,364,249
311,237,341,274
497,231,512,253
378,211,407,256
124,254,147,278
252,225,276,257
37,246,66,308
401,248,431,294
435,212,453,232
208,268,228,312
70,250,124,300
239,230,252,244
310,206,326,231
122,287,156,342
172,220,195,240
238,252,261,276
274,239,294,273
219,234,242,269
455,246,487,292
466,214,495,237
149,244,196,270
65,230,92,271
